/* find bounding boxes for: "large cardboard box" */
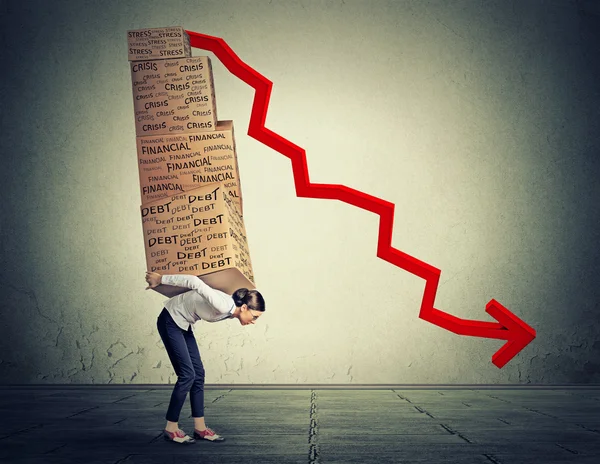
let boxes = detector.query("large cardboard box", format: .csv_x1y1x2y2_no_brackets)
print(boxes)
131,56,217,136
136,121,243,214
127,26,191,61
141,183,254,296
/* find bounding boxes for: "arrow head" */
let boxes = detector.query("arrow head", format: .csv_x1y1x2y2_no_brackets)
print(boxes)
485,299,536,368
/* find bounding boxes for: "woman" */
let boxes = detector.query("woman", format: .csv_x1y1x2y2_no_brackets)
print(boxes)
145,271,266,444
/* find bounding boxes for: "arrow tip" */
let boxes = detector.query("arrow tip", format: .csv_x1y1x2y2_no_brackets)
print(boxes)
486,299,536,369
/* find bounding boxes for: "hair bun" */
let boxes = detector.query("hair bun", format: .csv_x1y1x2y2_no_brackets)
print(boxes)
232,287,249,306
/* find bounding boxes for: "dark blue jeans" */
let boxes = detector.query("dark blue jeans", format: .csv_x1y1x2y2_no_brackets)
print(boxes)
157,308,205,422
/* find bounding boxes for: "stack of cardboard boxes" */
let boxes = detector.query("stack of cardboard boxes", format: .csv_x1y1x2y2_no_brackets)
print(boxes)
128,26,255,297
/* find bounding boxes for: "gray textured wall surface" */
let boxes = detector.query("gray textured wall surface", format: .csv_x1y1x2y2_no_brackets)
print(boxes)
0,0,599,384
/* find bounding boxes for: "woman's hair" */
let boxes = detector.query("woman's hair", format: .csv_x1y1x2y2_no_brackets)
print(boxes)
232,288,266,312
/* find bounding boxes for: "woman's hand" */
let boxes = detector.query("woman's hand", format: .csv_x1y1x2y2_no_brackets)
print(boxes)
145,272,162,290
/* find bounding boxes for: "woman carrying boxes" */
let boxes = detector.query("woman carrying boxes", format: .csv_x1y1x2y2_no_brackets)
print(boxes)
145,271,266,444
132,26,264,444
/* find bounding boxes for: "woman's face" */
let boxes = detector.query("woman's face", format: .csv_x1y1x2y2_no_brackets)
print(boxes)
239,304,262,326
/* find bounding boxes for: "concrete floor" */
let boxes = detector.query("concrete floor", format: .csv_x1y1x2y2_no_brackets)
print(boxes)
0,387,599,463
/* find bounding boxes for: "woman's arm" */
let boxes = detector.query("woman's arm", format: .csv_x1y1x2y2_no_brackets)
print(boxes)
160,274,206,291
145,272,232,314
146,272,204,291
145,271,163,289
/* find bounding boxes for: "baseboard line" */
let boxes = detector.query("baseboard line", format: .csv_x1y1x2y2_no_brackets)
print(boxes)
0,383,599,390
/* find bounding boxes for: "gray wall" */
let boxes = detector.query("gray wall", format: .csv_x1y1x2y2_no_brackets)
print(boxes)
1,0,599,384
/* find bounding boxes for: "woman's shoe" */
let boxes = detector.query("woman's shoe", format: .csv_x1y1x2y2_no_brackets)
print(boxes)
163,429,196,444
194,427,225,442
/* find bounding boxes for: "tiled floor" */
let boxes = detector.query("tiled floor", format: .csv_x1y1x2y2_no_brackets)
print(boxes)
0,386,599,463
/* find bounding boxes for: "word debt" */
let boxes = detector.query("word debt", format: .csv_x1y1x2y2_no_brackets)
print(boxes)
149,257,232,273
172,257,232,271
178,231,228,246
140,188,220,216
148,230,228,247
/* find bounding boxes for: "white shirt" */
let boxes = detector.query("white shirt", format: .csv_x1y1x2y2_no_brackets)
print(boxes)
161,275,235,331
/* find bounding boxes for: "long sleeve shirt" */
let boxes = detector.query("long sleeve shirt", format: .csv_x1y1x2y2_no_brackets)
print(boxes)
161,274,235,331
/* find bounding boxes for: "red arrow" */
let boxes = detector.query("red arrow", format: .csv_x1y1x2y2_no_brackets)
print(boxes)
186,30,536,368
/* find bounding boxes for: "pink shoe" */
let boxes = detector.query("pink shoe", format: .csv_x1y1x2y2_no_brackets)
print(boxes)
163,429,195,444
193,427,225,442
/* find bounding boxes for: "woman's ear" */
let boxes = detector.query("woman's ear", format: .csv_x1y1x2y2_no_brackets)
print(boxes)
241,304,248,311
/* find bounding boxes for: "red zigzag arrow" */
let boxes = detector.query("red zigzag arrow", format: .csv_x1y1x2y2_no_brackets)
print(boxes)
187,30,536,368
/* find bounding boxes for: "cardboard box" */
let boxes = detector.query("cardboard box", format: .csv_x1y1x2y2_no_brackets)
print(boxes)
136,121,243,214
131,56,217,136
127,26,191,61
141,183,254,296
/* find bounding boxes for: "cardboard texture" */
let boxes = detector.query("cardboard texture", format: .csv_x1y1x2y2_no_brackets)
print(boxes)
136,120,243,214
141,183,254,296
131,56,217,136
127,26,191,61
